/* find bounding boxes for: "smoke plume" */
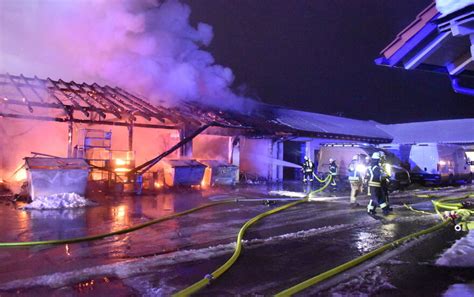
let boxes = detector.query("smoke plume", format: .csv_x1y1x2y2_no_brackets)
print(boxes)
0,0,256,187
0,0,251,108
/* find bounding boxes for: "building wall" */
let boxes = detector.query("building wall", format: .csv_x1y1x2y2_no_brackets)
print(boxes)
0,118,182,183
240,137,273,180
193,135,231,162
0,118,68,185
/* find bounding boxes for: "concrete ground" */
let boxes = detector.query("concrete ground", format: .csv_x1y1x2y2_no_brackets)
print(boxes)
0,182,473,296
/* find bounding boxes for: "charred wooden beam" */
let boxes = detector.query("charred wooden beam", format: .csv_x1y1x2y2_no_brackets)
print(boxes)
103,85,161,122
0,112,178,129
19,74,46,103
91,83,141,121
80,83,123,119
67,81,108,119
5,73,34,113
34,75,70,117
113,87,176,122
130,123,215,175
48,78,90,117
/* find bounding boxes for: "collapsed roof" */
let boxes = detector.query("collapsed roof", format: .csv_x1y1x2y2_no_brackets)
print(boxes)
0,73,392,143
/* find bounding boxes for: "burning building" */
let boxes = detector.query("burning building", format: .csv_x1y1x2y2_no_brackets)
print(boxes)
0,72,394,196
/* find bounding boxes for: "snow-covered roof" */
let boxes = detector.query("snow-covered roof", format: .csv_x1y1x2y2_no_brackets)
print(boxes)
378,119,474,144
437,0,474,16
273,107,392,141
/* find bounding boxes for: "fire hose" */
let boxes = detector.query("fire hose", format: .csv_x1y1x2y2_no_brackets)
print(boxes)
0,177,331,248
0,200,236,248
275,193,474,296
172,174,333,297
274,221,448,296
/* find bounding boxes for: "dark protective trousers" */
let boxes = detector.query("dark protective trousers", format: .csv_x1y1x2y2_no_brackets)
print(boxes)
367,186,389,213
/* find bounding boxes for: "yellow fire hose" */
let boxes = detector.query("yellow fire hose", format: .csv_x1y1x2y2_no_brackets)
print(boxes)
172,175,333,297
275,192,474,296
274,221,449,296
0,200,236,248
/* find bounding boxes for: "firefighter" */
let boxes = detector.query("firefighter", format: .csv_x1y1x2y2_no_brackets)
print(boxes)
329,158,338,190
379,151,393,212
364,155,371,195
348,155,365,207
366,152,391,216
301,156,314,183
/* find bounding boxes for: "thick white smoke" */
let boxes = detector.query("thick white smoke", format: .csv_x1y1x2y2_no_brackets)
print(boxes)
0,0,250,108
0,0,255,188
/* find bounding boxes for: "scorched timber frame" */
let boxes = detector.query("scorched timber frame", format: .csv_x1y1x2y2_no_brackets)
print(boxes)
0,73,191,156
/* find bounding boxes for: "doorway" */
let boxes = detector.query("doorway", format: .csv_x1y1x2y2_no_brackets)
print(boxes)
283,141,305,180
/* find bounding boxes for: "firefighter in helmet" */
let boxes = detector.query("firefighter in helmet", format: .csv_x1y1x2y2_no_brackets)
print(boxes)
302,155,315,183
348,154,365,207
329,158,338,190
366,152,391,216
379,151,393,211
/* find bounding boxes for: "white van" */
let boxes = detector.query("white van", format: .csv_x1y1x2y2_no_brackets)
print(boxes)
381,143,472,185
317,143,411,190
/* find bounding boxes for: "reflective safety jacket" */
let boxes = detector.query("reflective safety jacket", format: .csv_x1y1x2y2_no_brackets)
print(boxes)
329,162,338,176
348,160,362,182
302,160,314,173
367,163,387,188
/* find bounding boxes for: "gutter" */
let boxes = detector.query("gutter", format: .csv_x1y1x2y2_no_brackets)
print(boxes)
450,75,474,96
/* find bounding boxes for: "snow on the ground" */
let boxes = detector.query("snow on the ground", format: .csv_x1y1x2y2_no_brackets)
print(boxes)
435,231,474,267
0,224,352,290
23,193,95,210
268,190,307,198
443,283,474,297
436,0,474,16
328,266,396,296
0,212,437,291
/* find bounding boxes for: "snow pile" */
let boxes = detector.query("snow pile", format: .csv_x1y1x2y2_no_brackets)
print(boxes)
24,193,94,210
444,283,474,297
268,190,307,198
436,0,474,16
435,231,474,267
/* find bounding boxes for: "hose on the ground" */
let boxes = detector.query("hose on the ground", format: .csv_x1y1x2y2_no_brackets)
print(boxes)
172,175,333,297
0,199,237,248
274,221,449,296
275,191,474,295
403,203,435,215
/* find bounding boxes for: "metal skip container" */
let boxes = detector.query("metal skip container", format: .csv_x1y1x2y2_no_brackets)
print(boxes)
25,158,90,200
163,159,206,187
200,160,239,186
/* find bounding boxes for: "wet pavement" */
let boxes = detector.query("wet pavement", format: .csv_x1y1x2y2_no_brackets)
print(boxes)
0,183,473,296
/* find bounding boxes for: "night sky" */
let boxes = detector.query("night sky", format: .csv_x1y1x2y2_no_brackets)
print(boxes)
186,0,474,124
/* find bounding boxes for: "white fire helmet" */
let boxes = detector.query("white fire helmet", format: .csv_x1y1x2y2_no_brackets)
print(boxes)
329,158,334,163
352,155,358,161
371,152,381,159
304,156,309,161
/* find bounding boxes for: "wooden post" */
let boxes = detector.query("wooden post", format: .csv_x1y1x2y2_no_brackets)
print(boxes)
67,119,73,158
128,120,134,152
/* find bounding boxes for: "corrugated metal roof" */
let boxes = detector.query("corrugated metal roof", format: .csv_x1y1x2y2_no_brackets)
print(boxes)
273,107,391,140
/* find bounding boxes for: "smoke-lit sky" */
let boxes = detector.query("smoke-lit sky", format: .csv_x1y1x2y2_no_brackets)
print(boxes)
2,0,474,124
186,0,474,124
